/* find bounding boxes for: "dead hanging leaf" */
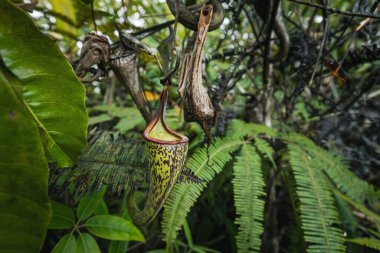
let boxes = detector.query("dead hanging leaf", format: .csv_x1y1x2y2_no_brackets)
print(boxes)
181,4,215,142
178,33,196,98
110,45,152,123
75,33,110,82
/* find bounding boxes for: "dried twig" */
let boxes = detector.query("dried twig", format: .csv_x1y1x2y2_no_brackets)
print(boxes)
288,0,380,19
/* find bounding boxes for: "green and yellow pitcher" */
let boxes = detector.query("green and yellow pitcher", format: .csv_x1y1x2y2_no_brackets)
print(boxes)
127,87,188,226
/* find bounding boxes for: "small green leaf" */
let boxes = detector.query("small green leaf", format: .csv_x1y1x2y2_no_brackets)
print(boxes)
121,210,132,221
183,220,194,247
85,215,145,242
49,201,75,229
77,187,106,221
89,113,113,125
52,234,77,253
108,241,128,253
94,199,109,215
76,233,101,253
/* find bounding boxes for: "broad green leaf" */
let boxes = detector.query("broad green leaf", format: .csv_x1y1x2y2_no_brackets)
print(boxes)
49,201,75,229
85,215,145,242
0,64,51,252
77,233,101,253
77,187,106,221
52,234,77,253
0,0,88,168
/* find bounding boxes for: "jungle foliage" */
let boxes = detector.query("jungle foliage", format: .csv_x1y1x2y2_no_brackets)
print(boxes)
0,0,380,253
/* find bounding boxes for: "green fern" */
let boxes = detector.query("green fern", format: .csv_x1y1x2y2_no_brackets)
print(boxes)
347,237,380,251
333,192,359,235
50,131,147,195
333,190,380,225
226,119,278,140
284,132,376,204
162,137,246,246
233,144,265,253
288,143,346,253
282,166,306,253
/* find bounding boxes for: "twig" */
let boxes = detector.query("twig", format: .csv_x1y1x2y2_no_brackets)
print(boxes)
307,0,329,87
317,72,379,139
91,1,97,32
121,0,129,24
169,0,180,71
288,0,380,19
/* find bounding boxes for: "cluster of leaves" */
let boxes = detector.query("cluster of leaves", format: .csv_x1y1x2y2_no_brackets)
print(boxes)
48,188,144,253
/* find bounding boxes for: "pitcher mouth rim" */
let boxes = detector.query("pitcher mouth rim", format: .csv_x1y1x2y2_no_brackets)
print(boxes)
143,120,189,145
143,87,189,145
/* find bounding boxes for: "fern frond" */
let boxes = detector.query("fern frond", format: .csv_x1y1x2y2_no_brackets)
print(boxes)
226,119,278,139
333,192,359,234
284,132,377,204
50,131,147,195
226,120,277,167
282,166,306,253
233,144,265,253
347,237,380,250
333,190,380,225
254,138,276,168
288,143,346,253
162,137,246,246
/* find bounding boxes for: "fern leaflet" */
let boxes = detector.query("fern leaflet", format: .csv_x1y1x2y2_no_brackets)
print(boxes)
347,237,380,250
288,143,346,253
233,144,265,253
254,138,276,168
333,190,380,225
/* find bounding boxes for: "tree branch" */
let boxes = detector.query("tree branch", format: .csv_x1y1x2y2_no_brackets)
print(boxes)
288,0,380,19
